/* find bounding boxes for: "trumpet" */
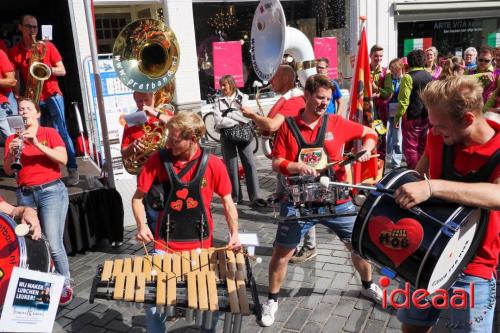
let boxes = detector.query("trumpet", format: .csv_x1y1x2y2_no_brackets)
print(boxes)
10,118,27,173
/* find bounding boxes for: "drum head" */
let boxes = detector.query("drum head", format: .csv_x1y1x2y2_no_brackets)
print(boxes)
0,213,22,304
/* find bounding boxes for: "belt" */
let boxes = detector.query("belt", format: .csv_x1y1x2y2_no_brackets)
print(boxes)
21,179,61,193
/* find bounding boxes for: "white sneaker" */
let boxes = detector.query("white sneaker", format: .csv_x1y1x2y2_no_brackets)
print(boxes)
258,299,278,327
360,283,383,303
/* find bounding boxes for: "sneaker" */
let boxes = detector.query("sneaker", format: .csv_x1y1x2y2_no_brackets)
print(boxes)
66,168,79,186
360,283,383,303
258,299,278,327
59,285,73,306
289,247,317,264
252,198,268,208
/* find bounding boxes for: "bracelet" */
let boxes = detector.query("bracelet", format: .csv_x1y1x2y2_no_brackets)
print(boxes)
424,174,433,197
278,160,291,175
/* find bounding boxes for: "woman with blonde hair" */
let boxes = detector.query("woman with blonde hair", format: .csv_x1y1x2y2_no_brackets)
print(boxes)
213,75,266,207
424,46,442,80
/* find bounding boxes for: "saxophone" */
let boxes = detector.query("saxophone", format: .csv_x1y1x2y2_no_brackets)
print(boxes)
24,35,51,104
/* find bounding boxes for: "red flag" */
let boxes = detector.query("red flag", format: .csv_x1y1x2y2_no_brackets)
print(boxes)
348,25,378,183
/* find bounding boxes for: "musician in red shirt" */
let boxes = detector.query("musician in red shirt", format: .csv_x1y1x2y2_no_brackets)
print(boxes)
0,195,41,240
259,75,382,327
3,98,73,306
121,91,172,233
395,76,500,332
131,112,241,332
10,14,78,186
0,48,16,138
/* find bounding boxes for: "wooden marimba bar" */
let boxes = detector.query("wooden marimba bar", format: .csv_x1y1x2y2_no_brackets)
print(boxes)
89,248,260,333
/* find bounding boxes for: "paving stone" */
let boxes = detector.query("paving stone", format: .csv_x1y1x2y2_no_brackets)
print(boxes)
91,303,110,313
322,315,347,333
283,308,311,331
343,309,369,332
55,316,73,329
321,256,348,266
274,300,300,322
387,313,401,328
65,301,99,319
261,321,283,332
308,302,334,323
313,277,332,293
132,315,146,327
92,309,122,327
300,321,323,333
322,290,341,305
63,296,87,310
332,299,357,317
362,319,385,332
331,250,350,258
300,294,323,309
70,312,100,331
106,319,131,332
72,325,106,333
330,273,352,290
355,297,374,310
385,328,403,333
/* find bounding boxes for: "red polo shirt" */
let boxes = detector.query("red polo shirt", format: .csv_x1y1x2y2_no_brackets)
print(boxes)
0,40,8,55
9,41,62,102
268,95,306,119
4,127,65,187
273,112,364,181
0,49,14,104
424,119,500,279
137,147,232,251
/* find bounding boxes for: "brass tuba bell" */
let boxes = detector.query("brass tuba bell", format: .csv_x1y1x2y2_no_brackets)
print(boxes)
113,19,180,174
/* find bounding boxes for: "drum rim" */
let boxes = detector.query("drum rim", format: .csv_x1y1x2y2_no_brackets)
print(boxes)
355,169,418,258
0,212,28,268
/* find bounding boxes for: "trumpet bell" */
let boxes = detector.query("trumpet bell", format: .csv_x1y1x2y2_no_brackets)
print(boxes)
113,19,180,93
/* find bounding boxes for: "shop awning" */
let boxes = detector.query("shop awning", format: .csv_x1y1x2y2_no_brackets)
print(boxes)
393,1,500,22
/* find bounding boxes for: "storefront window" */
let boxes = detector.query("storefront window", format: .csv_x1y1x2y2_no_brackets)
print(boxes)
398,17,500,58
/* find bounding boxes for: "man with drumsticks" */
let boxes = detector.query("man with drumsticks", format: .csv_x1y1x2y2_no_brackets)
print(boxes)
258,74,383,327
394,76,500,332
0,195,41,240
242,65,319,263
131,112,241,333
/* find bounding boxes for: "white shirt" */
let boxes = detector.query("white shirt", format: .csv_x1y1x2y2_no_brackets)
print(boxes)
213,91,251,129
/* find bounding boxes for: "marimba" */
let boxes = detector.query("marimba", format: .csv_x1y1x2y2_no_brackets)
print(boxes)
89,248,260,332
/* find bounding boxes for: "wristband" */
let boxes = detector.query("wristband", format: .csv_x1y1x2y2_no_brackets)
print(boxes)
279,160,291,175
363,133,378,143
156,111,161,119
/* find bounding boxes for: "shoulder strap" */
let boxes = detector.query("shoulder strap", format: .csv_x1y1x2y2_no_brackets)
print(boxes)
442,144,500,182
285,116,307,148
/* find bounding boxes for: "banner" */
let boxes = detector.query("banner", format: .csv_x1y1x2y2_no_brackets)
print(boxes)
349,25,378,183
313,37,338,79
212,41,244,90
0,268,64,332
403,38,432,55
487,33,500,47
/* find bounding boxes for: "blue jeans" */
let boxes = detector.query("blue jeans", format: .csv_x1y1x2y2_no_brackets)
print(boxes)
16,180,71,285
386,117,403,168
397,273,496,332
275,201,357,248
40,94,77,170
145,251,220,333
7,91,18,115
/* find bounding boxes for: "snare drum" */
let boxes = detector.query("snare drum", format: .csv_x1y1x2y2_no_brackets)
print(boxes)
352,169,488,293
0,213,51,304
285,177,348,206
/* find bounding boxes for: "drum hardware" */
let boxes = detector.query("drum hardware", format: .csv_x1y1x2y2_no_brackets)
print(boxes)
15,223,31,237
352,168,488,293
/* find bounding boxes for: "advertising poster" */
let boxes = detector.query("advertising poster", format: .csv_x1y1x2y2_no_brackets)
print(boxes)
213,41,244,90
0,267,64,332
313,37,338,79
84,55,136,180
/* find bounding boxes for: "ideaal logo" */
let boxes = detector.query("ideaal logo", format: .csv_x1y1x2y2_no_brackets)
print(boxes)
379,276,474,310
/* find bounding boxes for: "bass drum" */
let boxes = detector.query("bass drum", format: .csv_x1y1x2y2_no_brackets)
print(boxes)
0,213,51,304
352,168,488,293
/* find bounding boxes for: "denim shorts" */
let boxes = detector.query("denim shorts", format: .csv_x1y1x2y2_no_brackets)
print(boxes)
397,273,496,332
275,201,356,248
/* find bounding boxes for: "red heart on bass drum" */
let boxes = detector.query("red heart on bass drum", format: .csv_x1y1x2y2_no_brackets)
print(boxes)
176,188,189,200
367,215,424,267
186,197,198,209
170,199,183,211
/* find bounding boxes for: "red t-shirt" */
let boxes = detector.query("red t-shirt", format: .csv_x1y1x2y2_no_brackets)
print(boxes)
424,119,500,280
137,147,232,251
121,116,165,149
273,113,364,181
0,49,14,104
0,195,4,203
0,40,8,55
268,95,306,119
4,127,65,187
9,41,62,101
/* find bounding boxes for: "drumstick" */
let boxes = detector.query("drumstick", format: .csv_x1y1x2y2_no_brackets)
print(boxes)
324,154,380,169
320,177,395,194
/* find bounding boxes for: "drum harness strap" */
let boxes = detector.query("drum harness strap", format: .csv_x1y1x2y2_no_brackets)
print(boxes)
158,148,210,244
441,145,500,183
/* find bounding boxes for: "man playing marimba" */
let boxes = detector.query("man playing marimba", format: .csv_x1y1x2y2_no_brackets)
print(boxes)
259,74,382,327
131,112,241,333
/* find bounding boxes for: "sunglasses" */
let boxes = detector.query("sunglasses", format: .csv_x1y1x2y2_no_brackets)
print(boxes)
316,66,327,70
478,58,491,63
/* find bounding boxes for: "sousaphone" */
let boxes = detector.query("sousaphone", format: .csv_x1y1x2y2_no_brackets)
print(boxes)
113,19,180,174
251,0,316,158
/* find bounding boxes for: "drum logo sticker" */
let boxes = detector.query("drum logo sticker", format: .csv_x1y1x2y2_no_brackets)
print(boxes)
368,216,423,267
